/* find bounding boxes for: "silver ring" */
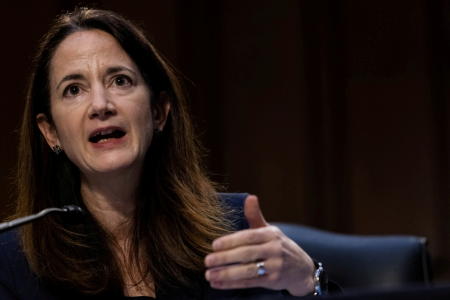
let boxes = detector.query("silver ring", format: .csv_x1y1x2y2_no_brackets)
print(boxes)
256,261,267,277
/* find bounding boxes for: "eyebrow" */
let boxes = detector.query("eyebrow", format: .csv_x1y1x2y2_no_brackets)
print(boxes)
56,74,84,90
55,66,137,90
105,66,136,76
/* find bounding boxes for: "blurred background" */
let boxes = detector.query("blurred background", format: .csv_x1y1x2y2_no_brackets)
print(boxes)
0,0,448,282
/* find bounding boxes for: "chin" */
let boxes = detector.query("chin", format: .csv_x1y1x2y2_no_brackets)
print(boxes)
87,153,143,175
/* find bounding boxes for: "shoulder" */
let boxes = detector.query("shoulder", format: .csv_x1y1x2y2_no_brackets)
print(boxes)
0,230,63,300
0,230,28,298
0,230,24,261
218,193,249,231
0,230,26,281
218,193,248,209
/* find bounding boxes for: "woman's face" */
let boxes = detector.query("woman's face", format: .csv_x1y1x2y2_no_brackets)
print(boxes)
38,29,167,177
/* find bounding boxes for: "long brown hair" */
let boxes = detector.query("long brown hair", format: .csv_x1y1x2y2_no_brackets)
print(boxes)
15,7,231,295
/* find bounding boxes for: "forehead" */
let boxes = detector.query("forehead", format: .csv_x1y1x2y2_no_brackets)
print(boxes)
50,29,136,81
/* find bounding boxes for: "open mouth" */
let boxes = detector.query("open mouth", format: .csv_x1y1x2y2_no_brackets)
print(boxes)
88,128,126,143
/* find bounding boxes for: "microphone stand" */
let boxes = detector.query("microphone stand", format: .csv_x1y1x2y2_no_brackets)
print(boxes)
0,205,84,233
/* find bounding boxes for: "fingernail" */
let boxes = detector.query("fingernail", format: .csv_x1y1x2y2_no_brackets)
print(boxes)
205,270,211,280
207,270,218,281
212,240,221,249
205,255,214,266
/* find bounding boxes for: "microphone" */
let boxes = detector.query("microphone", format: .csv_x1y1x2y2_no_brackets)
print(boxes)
0,205,85,233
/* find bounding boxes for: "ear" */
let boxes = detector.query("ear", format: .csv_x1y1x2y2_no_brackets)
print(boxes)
152,92,171,131
36,113,60,149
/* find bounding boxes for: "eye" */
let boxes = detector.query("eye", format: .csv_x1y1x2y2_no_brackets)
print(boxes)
63,84,81,97
113,75,132,87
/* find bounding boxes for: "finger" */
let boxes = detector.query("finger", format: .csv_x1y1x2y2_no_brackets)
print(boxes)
209,272,279,290
205,241,275,268
211,225,282,251
244,195,268,229
210,278,262,290
206,258,281,283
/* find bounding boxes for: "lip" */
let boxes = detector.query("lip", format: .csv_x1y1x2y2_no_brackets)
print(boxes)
88,126,127,149
88,126,125,139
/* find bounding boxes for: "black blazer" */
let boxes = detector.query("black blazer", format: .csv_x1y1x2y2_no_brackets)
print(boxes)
0,193,305,299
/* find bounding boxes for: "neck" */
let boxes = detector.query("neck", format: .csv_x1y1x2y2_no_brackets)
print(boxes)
80,168,141,240
80,167,154,297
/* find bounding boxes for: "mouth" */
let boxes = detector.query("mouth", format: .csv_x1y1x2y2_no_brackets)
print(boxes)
88,127,126,144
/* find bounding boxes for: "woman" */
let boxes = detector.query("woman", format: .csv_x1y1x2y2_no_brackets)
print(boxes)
0,8,319,299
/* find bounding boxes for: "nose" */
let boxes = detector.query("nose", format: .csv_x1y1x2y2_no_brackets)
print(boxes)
88,86,117,120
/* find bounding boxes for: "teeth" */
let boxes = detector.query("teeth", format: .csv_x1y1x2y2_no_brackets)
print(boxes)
102,129,114,135
93,129,113,138
95,129,114,137
98,138,110,143
89,128,126,143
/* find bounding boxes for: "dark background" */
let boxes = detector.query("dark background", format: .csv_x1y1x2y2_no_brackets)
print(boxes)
0,0,448,282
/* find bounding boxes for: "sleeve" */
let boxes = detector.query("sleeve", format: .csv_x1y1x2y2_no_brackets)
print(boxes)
0,282,18,300
0,233,20,299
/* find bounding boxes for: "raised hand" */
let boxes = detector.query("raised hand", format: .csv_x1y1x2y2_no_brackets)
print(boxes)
204,195,315,296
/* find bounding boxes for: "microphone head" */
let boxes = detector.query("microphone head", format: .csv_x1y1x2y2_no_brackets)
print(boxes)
62,205,85,215
61,205,86,225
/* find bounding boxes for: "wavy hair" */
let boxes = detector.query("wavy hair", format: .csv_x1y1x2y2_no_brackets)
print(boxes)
14,7,231,295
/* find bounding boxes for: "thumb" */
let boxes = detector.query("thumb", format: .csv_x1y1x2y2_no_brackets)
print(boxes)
244,195,268,228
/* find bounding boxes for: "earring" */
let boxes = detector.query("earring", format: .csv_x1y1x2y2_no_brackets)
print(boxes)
52,145,63,155
154,127,163,136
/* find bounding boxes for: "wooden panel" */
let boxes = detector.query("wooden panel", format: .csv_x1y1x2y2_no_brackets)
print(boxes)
1,0,448,281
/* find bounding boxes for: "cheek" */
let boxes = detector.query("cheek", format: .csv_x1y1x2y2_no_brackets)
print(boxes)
56,124,80,154
136,106,154,147
126,101,152,151
51,110,83,148
131,88,154,141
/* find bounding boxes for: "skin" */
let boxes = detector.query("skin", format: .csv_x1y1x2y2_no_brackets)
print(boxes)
36,28,314,297
37,29,170,297
204,195,315,296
